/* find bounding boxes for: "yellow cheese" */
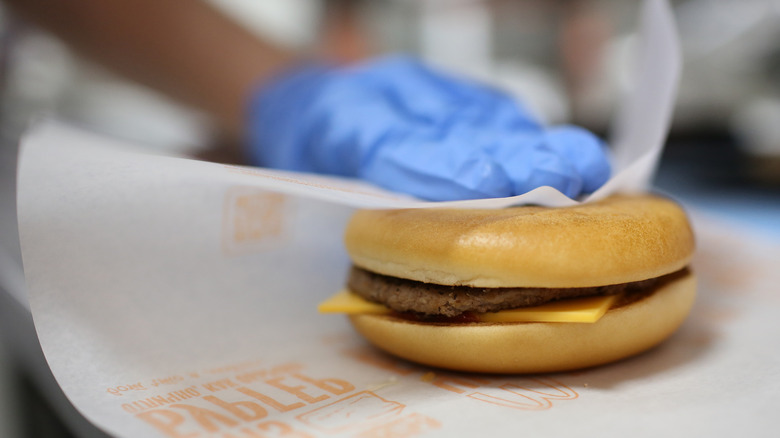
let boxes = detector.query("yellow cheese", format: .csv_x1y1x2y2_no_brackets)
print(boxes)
476,294,619,323
318,290,620,323
318,290,391,314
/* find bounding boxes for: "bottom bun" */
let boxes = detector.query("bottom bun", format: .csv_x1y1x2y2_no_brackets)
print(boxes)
349,271,696,374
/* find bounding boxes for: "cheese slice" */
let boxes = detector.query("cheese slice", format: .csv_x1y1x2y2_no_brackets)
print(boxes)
476,294,618,323
318,289,619,323
318,290,392,314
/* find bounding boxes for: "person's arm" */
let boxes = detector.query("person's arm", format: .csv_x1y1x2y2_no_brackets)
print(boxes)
4,0,294,138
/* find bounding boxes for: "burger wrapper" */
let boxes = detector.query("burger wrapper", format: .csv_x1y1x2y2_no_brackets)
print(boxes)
17,1,780,437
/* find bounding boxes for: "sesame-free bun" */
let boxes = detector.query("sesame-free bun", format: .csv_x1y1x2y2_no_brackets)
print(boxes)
349,271,696,374
345,195,694,288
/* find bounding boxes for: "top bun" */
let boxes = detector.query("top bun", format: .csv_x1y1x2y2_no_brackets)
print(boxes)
344,194,694,288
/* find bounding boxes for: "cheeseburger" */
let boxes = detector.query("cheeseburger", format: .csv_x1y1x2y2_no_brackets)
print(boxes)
321,194,696,373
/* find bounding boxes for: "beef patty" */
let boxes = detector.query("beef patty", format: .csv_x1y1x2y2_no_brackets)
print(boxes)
347,266,680,317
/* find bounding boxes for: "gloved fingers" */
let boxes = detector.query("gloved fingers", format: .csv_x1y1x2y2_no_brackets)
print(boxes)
495,141,585,198
352,109,602,200
430,99,545,164
360,135,513,201
541,125,612,193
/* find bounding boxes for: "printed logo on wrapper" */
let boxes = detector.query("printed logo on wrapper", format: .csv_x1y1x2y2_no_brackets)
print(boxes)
344,346,580,411
118,360,441,438
222,187,289,255
295,391,439,435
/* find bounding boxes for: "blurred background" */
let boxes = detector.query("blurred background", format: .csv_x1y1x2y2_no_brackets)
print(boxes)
0,0,779,436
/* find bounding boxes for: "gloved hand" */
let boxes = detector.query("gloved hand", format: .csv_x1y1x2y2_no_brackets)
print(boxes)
246,56,610,201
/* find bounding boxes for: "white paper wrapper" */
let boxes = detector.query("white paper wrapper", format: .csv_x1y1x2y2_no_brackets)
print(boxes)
20,2,779,437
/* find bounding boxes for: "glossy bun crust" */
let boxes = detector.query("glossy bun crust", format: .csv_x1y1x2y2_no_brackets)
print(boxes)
345,195,695,288
349,271,696,374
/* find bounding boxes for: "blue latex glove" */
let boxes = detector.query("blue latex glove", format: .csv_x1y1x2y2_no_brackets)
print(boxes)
246,56,610,201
